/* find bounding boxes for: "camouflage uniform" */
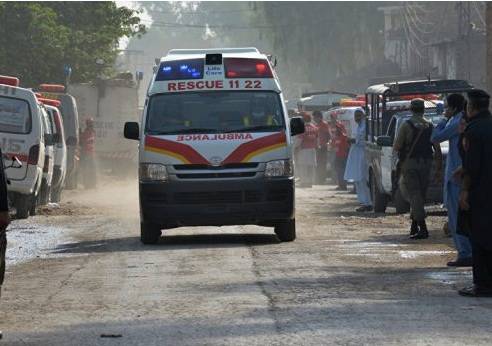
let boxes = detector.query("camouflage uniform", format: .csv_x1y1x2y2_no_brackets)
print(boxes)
0,148,8,297
393,98,440,239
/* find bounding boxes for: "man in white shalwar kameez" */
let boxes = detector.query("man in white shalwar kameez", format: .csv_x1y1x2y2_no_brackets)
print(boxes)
344,109,372,212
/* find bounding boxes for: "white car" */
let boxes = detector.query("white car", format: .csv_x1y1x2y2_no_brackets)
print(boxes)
44,102,67,202
0,75,47,218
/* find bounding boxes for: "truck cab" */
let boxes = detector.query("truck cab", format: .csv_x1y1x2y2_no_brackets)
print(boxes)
124,48,304,244
364,79,474,213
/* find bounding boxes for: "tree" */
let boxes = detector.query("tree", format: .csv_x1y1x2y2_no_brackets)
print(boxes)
0,2,145,87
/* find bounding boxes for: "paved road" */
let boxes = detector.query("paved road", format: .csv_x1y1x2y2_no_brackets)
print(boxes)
1,181,492,345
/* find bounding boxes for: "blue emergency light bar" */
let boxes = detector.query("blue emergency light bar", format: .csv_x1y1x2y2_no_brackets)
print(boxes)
155,59,204,81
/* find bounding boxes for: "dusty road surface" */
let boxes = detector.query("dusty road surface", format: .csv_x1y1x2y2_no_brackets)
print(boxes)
1,179,492,345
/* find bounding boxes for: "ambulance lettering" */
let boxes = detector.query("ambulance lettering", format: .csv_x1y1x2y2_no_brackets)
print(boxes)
168,80,224,91
176,133,254,141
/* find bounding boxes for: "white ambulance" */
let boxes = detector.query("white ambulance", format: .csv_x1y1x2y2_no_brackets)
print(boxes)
0,76,46,218
125,48,305,244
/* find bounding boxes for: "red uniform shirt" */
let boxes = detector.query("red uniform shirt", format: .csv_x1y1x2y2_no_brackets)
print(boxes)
315,120,330,148
300,123,319,149
80,128,96,155
333,130,349,158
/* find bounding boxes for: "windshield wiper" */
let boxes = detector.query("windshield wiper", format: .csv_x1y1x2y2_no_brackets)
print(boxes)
148,128,218,135
225,125,283,133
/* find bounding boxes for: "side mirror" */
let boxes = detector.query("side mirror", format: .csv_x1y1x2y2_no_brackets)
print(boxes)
290,117,305,136
66,136,77,146
376,135,393,147
53,133,61,143
44,134,54,146
124,122,140,140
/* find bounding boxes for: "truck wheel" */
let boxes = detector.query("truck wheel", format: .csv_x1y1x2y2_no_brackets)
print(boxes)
16,195,31,219
274,219,296,242
394,188,410,214
371,173,387,213
140,222,162,245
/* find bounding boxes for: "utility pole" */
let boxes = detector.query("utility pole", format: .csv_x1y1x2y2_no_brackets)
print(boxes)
456,2,472,80
487,2,492,92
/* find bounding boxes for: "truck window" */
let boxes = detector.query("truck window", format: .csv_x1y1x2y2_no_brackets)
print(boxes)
146,91,285,134
0,96,32,134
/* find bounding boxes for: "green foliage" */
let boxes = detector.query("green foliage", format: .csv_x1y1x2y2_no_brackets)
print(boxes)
0,2,145,87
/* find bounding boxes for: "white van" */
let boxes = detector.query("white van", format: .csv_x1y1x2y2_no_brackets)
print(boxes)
124,48,305,244
43,101,67,202
37,106,55,206
324,106,363,140
0,76,46,218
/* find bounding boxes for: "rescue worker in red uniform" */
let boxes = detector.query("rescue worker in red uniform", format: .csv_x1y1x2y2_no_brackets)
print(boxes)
331,120,349,190
295,112,319,187
313,110,330,184
80,118,97,189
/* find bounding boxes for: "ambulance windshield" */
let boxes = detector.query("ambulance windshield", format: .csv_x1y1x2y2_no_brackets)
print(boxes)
146,91,284,135
0,96,32,134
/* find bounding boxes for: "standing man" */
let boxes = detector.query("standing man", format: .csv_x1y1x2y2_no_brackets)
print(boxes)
458,90,492,297
80,118,97,189
313,110,330,184
394,99,442,239
344,109,372,211
331,121,349,190
431,94,472,266
0,148,11,340
295,112,318,188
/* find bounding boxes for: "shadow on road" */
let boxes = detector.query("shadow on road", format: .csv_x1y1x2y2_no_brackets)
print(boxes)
50,233,280,254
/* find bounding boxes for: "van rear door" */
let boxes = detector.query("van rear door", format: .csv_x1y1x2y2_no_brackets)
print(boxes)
0,95,31,180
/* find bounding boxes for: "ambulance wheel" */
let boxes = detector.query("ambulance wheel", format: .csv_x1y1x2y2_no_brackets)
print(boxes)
29,193,37,216
140,221,161,245
15,195,31,219
394,188,410,214
51,186,62,203
371,174,387,213
274,219,296,242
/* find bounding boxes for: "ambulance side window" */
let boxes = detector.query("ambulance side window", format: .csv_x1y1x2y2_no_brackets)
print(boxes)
0,96,32,134
387,117,396,141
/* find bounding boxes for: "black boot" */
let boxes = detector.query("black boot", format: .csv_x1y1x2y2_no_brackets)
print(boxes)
410,220,429,239
410,220,419,236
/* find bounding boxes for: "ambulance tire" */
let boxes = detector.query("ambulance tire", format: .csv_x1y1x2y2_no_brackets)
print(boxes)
29,192,37,216
394,188,410,214
51,186,62,203
140,222,162,245
371,173,388,213
15,195,31,219
274,219,296,242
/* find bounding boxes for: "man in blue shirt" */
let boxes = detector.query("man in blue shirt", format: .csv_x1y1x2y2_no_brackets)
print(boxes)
431,94,472,267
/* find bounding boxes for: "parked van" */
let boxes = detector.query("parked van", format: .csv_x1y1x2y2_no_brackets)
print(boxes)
0,76,46,218
41,99,67,202
124,48,305,244
38,84,79,189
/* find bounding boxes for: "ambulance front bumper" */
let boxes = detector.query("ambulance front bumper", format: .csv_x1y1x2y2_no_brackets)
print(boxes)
139,177,295,227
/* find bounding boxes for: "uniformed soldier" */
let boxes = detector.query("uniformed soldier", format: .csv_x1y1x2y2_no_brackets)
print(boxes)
458,90,492,297
0,147,11,340
393,98,442,239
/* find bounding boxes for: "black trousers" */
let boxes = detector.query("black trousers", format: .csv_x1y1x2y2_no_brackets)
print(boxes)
0,230,6,292
334,156,347,189
315,148,328,184
472,240,492,289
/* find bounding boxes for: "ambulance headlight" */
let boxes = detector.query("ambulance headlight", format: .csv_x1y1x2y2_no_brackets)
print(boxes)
265,160,293,177
139,163,169,182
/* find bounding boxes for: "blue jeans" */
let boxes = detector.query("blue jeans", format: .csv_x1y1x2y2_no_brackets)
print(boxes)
447,182,472,259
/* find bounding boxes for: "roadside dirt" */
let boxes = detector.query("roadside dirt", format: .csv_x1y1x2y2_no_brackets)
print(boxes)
1,180,491,345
